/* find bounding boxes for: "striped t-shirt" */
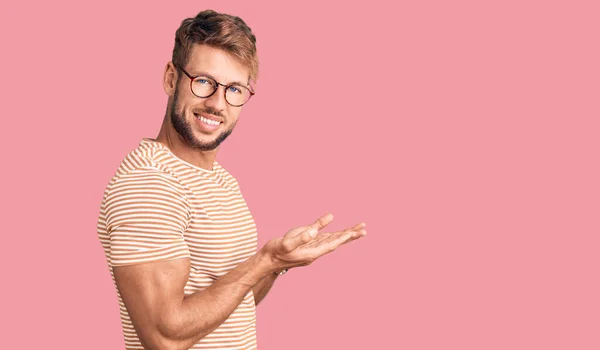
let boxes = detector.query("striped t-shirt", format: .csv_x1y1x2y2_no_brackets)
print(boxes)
97,138,258,349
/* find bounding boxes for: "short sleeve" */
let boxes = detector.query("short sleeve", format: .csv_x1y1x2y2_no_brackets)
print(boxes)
104,167,191,267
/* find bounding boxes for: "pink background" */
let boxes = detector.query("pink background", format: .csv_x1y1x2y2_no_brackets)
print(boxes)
2,0,599,349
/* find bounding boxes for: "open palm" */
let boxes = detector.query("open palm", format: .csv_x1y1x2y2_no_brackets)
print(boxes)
265,213,367,269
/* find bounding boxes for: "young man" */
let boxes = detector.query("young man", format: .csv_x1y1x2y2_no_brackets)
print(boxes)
97,10,366,350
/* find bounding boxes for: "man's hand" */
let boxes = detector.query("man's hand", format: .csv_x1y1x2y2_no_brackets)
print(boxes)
261,213,367,271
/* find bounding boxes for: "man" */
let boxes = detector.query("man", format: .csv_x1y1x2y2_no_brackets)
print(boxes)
97,9,366,350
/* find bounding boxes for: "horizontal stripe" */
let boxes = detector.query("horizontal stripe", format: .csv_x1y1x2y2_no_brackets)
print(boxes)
98,138,258,349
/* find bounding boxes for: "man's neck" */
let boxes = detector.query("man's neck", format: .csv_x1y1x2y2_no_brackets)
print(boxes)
155,127,218,171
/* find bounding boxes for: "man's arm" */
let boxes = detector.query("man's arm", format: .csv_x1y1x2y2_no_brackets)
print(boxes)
252,271,278,306
114,251,272,350
113,216,366,350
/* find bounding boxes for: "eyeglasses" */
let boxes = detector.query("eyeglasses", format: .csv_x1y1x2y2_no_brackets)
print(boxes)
175,65,255,107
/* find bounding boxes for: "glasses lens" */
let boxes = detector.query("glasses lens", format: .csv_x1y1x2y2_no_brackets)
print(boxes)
191,77,217,98
225,85,252,106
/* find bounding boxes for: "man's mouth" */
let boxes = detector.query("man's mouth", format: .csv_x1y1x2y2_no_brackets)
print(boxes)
194,112,223,130
194,113,223,125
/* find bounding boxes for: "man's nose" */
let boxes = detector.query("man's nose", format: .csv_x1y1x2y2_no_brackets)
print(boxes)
204,84,228,111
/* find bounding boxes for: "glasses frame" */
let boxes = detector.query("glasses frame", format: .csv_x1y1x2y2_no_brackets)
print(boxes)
175,65,255,107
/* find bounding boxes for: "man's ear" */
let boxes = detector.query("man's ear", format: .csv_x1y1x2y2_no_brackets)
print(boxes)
163,62,177,96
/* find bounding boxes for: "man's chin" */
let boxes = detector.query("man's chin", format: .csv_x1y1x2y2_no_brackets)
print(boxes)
184,127,232,151
190,140,219,151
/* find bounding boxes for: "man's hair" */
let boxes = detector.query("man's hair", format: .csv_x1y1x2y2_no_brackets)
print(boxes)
172,10,259,82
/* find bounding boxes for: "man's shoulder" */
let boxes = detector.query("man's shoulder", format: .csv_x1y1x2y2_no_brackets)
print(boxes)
103,139,184,196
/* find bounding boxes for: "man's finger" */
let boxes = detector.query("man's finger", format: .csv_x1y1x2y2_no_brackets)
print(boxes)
305,227,362,249
321,230,355,252
346,222,367,231
328,228,366,246
309,213,334,232
342,229,367,245
282,227,318,252
305,230,353,251
350,222,366,231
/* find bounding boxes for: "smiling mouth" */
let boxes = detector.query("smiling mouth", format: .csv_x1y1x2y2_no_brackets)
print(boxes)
193,112,223,127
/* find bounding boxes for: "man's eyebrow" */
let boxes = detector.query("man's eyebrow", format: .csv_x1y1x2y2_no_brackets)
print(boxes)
190,71,249,87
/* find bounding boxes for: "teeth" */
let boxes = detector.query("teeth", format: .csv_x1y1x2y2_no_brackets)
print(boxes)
199,116,220,126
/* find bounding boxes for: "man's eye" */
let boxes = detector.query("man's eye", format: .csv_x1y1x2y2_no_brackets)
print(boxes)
196,78,211,85
228,86,242,94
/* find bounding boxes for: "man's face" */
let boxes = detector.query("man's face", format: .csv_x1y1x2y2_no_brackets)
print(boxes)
169,44,250,151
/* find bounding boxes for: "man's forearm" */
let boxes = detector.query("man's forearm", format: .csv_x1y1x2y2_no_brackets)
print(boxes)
253,271,279,306
155,252,273,349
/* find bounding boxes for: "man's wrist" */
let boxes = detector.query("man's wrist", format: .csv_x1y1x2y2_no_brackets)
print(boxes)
254,249,277,277
256,247,289,278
